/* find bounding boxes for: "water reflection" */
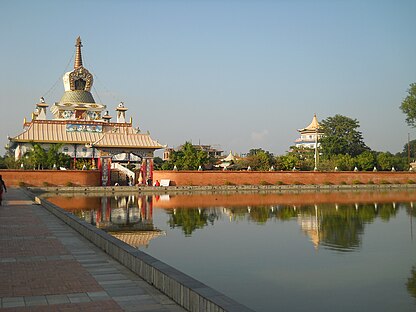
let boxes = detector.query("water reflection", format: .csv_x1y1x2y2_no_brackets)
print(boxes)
166,202,405,252
46,194,165,248
168,208,219,236
408,266,416,299
45,191,416,252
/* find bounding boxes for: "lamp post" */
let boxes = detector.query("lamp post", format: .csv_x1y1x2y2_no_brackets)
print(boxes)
314,128,319,170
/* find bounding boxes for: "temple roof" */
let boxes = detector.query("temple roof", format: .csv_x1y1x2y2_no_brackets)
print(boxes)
223,151,237,162
11,120,163,149
298,114,321,133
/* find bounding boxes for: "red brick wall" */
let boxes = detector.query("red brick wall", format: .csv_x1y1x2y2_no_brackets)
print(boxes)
153,170,416,186
0,170,101,187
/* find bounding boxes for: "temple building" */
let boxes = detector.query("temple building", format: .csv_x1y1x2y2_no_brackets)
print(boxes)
8,37,163,181
294,114,323,149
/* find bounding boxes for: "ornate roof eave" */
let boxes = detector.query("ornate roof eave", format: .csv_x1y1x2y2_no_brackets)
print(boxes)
297,114,322,133
10,120,164,150
10,137,162,149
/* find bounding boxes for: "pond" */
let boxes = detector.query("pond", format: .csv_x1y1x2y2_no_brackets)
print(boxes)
46,190,416,312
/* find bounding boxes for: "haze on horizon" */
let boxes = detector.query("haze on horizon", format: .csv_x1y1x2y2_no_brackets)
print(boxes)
1,0,415,157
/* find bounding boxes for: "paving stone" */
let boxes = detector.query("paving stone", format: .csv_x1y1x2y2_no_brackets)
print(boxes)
24,295,48,306
87,291,111,301
67,292,91,303
46,294,71,304
1,296,25,308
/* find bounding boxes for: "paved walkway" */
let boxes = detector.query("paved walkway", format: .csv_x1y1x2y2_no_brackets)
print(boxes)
0,188,186,312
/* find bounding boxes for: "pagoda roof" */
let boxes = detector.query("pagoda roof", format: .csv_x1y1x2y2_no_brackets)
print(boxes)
298,114,321,133
10,120,163,149
223,151,237,162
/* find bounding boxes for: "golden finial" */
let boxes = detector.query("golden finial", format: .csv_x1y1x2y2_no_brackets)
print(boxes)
74,36,83,69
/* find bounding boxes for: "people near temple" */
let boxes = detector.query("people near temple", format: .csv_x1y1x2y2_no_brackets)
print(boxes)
0,175,7,206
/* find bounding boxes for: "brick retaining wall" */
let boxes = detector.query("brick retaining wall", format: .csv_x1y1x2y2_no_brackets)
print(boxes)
0,170,100,187
3,169,416,187
153,170,416,186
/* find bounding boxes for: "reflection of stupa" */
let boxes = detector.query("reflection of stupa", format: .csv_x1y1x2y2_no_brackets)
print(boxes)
109,231,166,248
99,196,166,248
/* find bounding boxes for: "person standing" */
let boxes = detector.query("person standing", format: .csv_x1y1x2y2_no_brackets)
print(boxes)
0,175,7,206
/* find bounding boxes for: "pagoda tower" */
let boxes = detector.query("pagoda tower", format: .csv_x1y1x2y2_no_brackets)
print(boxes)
294,114,323,149
50,37,105,121
9,37,163,183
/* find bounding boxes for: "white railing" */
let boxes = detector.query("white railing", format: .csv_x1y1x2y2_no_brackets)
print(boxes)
111,163,135,182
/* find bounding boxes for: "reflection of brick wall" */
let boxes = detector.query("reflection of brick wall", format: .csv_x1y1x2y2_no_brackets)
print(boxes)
154,191,416,209
153,170,416,186
0,170,100,186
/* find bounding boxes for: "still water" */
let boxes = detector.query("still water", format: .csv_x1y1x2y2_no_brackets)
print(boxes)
46,191,416,311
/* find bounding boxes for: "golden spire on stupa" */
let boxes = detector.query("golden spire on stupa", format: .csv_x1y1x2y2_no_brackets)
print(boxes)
74,36,83,69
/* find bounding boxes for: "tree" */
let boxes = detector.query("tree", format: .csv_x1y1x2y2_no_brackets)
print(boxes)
46,144,71,169
286,146,315,171
153,157,164,170
276,153,299,171
0,156,6,169
376,152,397,171
402,139,416,160
23,143,71,169
320,114,369,157
355,151,376,171
318,153,355,171
237,148,276,171
162,142,209,170
400,83,416,127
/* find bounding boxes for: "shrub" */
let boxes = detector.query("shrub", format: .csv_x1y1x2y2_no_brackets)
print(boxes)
224,181,236,186
65,181,74,187
42,181,50,187
407,179,415,184
352,180,363,185
323,181,333,185
18,181,26,187
367,180,374,185
292,181,303,185
275,181,286,185
339,181,347,185
260,180,272,185
379,180,391,185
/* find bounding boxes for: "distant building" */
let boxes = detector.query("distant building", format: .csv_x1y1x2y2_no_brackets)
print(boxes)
294,114,323,149
9,37,163,171
163,144,223,161
163,148,175,161
216,151,241,170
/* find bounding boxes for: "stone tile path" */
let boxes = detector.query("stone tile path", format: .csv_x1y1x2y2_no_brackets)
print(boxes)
0,188,186,311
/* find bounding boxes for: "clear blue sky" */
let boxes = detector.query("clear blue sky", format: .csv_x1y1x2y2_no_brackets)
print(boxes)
1,0,415,156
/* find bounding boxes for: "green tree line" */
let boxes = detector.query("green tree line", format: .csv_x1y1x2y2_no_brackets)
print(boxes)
155,114,413,171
